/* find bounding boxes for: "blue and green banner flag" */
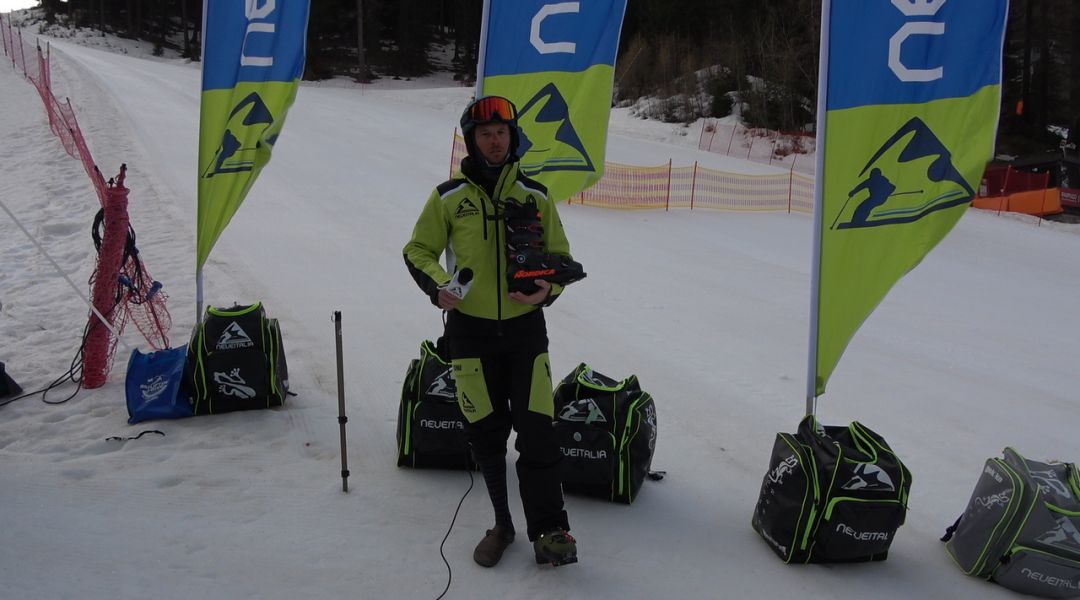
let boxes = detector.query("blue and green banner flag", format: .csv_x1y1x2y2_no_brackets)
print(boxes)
477,0,627,202
197,0,309,270
808,0,1008,402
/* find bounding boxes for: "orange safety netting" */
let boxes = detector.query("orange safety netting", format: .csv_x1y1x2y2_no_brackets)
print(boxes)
448,130,814,213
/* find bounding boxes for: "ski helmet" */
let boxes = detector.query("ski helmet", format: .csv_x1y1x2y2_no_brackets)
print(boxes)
460,95,520,160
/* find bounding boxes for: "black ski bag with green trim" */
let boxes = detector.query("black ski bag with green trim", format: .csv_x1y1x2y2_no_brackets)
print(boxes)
552,364,657,504
396,340,474,469
751,415,912,563
186,302,289,415
942,447,1080,598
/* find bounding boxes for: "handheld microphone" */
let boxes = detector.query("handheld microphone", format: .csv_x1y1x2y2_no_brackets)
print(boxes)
442,268,474,300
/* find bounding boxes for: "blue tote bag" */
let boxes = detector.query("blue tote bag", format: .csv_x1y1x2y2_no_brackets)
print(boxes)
125,345,194,424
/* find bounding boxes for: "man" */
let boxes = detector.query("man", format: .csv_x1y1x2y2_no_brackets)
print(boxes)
403,96,579,567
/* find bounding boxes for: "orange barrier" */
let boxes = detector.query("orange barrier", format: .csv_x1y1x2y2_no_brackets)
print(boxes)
972,188,1063,216
448,131,814,213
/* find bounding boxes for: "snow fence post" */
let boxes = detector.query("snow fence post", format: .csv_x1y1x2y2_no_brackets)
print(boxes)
788,164,795,214
37,45,54,130
83,174,130,388
17,28,26,77
665,159,672,211
448,127,459,179
1038,172,1049,227
998,166,1012,216
690,161,698,210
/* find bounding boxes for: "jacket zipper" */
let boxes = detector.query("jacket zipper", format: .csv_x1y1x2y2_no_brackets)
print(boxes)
493,193,504,335
468,166,511,334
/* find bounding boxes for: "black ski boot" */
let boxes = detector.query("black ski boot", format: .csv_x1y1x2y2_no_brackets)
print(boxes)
503,197,547,294
533,528,578,567
473,525,515,567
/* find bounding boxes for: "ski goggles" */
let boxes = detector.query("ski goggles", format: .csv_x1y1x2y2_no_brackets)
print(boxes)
466,96,517,123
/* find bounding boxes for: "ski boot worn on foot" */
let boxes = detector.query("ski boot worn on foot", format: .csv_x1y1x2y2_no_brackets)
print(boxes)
473,525,515,567
533,529,578,566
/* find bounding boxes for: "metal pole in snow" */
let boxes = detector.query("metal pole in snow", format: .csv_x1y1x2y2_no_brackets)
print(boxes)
334,311,350,493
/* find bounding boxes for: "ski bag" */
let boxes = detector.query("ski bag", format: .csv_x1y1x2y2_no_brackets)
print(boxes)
186,302,289,415
396,339,474,469
942,447,1080,598
752,415,912,563
0,361,22,400
552,364,657,504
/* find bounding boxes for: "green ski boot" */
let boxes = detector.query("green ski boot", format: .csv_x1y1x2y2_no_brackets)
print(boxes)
533,529,577,566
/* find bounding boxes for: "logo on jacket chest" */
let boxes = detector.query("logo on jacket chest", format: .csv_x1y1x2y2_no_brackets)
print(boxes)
455,198,480,219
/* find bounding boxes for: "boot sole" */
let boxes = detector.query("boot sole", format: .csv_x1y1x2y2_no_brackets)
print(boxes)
534,550,578,566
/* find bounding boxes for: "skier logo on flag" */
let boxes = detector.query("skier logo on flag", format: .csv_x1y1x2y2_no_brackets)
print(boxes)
833,117,975,230
517,82,595,176
202,92,279,179
196,0,309,282
808,0,1007,400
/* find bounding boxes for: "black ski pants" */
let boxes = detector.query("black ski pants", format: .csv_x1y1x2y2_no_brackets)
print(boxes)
445,312,569,541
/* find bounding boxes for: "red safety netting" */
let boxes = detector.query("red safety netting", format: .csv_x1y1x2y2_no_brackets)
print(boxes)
3,15,171,388
698,120,816,176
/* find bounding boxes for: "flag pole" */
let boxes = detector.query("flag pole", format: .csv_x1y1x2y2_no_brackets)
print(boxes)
196,264,204,322
805,0,832,418
450,0,490,275
196,0,209,324
475,0,491,98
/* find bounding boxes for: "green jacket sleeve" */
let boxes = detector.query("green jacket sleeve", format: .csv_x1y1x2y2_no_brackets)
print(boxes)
403,189,452,306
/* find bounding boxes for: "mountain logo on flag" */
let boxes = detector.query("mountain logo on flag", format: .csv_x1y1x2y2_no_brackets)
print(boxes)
833,117,974,230
516,82,595,177
202,92,279,179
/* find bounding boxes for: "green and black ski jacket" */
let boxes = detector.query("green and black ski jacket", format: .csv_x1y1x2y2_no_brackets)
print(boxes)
403,158,572,322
